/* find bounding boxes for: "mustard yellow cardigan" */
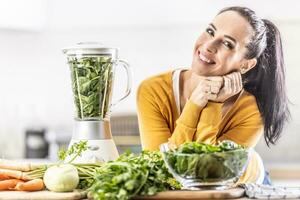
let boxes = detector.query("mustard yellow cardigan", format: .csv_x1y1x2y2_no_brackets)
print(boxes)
137,71,264,183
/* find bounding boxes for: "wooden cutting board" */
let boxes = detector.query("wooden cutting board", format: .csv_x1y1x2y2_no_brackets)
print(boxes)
133,188,245,200
0,190,87,200
2,188,244,200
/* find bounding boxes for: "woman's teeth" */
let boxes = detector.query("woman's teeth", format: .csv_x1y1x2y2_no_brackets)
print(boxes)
199,53,214,64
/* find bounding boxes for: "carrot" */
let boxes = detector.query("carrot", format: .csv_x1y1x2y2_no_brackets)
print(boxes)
0,174,11,180
0,159,44,172
0,168,30,181
0,179,24,190
15,179,44,191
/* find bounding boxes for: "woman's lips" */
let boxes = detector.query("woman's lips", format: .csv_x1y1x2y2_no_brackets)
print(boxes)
197,50,216,65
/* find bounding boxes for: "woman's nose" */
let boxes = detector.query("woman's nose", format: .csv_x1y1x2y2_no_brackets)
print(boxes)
204,40,217,54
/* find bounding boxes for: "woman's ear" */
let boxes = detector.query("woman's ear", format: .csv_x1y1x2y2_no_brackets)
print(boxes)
240,58,257,74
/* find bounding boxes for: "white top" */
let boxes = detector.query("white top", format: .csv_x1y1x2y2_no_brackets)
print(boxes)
172,69,183,114
172,68,265,184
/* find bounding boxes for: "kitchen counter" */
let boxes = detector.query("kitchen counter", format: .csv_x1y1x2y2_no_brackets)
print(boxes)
134,178,300,200
7,160,299,200
0,181,299,200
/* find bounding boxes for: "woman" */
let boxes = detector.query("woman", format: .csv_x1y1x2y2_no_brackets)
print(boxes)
136,6,290,184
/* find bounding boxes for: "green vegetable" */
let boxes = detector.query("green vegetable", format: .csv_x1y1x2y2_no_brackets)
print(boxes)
56,140,101,189
117,151,181,195
163,140,248,182
43,164,79,192
58,140,88,163
68,56,113,120
175,140,243,154
25,141,102,190
88,151,180,200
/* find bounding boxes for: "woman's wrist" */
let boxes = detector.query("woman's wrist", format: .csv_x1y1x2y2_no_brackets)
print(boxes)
207,101,224,106
178,99,205,128
210,99,225,103
189,96,208,108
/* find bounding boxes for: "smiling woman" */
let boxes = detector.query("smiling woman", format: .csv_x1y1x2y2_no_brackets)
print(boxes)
136,6,290,185
191,11,256,77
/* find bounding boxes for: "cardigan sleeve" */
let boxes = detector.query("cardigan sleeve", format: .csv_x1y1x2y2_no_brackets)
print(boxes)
137,82,204,150
194,98,263,148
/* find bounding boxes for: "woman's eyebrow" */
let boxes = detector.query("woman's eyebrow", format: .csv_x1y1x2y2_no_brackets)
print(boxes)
209,23,217,31
225,35,237,44
209,23,237,44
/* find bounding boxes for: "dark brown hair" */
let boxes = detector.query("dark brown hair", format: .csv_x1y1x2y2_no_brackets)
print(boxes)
219,6,290,146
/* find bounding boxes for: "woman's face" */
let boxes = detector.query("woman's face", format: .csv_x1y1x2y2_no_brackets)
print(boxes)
191,11,254,76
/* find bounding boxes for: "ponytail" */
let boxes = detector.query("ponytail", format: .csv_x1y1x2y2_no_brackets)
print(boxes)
243,19,290,146
219,7,290,146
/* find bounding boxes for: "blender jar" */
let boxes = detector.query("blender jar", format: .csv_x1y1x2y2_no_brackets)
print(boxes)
62,42,131,162
63,42,131,121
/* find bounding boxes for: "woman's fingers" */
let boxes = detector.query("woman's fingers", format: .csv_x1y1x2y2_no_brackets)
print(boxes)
200,80,210,91
225,72,242,94
205,76,223,82
207,72,243,103
205,77,223,88
231,72,242,93
230,73,236,93
224,76,231,94
191,73,239,104
237,72,243,91
207,93,218,101
211,86,220,94
204,77,223,94
201,80,221,94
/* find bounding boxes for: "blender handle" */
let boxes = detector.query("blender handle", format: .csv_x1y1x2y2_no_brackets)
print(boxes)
111,59,132,107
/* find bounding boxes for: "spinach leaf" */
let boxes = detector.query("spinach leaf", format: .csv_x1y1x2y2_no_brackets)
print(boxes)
68,56,113,120
163,141,248,182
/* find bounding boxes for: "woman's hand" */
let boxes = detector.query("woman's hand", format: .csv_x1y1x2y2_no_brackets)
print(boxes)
189,73,223,108
189,72,243,107
210,72,243,103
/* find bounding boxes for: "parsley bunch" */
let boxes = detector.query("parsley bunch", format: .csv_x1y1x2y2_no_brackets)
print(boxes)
88,151,180,200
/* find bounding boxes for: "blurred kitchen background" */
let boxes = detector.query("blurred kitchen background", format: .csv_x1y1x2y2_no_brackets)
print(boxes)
0,0,299,183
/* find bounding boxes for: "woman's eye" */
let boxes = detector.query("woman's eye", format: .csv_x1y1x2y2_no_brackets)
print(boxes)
206,28,214,36
223,41,234,49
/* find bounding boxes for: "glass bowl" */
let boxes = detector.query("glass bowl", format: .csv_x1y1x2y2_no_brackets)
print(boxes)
160,142,251,190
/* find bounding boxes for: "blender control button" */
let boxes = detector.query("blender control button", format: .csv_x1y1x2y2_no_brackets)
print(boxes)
88,145,100,151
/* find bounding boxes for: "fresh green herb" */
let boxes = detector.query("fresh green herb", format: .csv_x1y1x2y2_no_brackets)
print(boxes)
68,56,113,120
75,163,102,189
88,151,180,200
117,151,181,195
163,141,248,182
58,140,88,163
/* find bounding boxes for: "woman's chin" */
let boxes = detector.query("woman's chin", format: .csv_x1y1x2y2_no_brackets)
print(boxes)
191,58,219,76
191,64,219,76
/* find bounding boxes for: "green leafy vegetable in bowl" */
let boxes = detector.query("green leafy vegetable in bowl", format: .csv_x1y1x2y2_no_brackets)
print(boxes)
161,140,250,189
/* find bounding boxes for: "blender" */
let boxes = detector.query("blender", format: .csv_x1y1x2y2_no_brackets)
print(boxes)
63,42,131,163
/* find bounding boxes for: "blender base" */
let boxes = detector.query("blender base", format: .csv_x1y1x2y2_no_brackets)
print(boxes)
67,139,119,163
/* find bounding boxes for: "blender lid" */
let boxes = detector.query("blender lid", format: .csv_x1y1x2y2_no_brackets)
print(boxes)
62,42,118,59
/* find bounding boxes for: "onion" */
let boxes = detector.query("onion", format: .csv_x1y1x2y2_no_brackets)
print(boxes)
44,164,79,192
